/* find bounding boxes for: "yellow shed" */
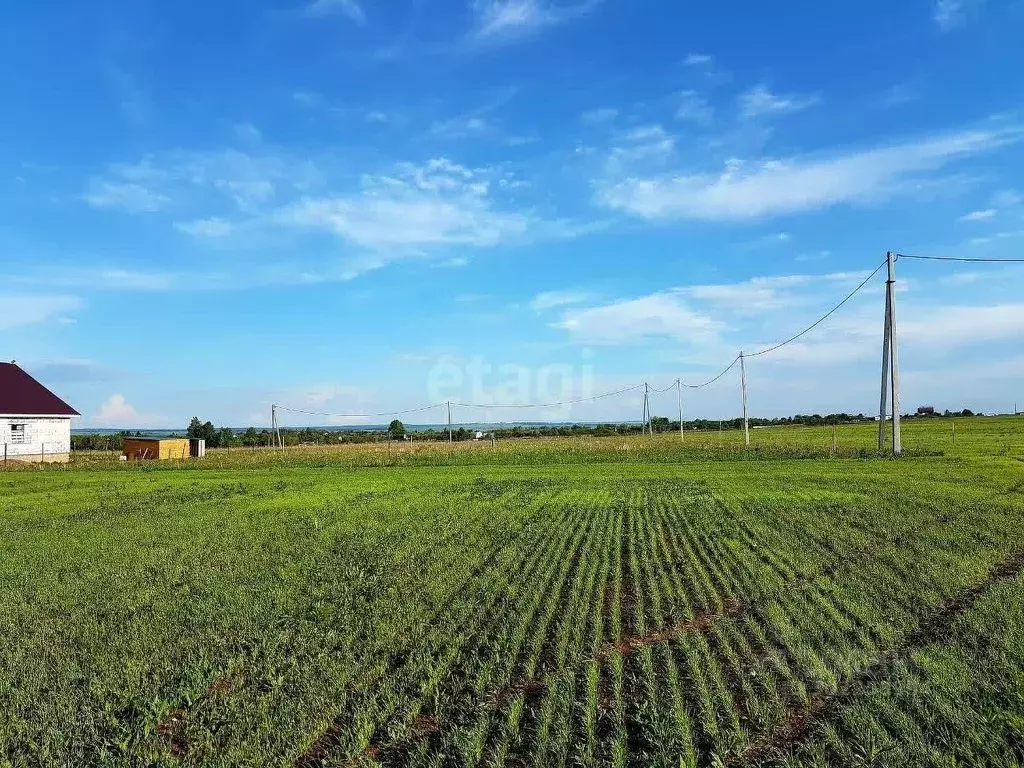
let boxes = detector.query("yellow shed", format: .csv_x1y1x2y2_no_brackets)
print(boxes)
122,437,190,461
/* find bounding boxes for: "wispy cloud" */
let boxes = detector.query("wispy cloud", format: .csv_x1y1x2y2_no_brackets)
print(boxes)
82,180,169,213
430,115,492,139
960,208,996,221
605,124,677,171
676,90,713,124
81,149,303,216
305,0,366,24
0,295,82,329
581,107,618,125
175,217,234,238
959,189,1022,222
933,0,983,30
277,158,530,276
470,0,599,44
991,189,1022,208
683,53,712,66
597,126,1019,222
681,272,866,313
529,289,594,311
739,84,818,119
557,293,721,345
428,87,518,140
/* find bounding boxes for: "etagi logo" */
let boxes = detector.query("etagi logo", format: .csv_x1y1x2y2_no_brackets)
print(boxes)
426,353,597,421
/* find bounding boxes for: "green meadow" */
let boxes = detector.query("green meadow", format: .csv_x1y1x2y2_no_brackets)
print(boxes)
1,416,1022,767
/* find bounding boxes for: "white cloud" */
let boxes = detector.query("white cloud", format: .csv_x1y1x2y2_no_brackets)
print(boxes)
94,394,161,428
597,126,1018,222
901,304,1024,346
277,158,531,275
82,180,168,213
581,107,618,124
676,90,713,124
471,0,598,42
175,217,234,238
0,295,82,329
604,124,677,171
430,116,491,139
683,53,712,66
682,272,868,314
739,84,818,119
556,293,720,345
83,149,292,216
684,275,813,311
933,0,983,30
305,0,366,24
35,269,178,292
529,289,593,311
991,189,1022,208
960,208,996,221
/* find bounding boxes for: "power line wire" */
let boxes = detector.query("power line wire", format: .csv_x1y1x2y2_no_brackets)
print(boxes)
275,402,444,418
452,382,645,409
745,259,888,358
649,380,679,394
897,253,1024,263
682,356,741,389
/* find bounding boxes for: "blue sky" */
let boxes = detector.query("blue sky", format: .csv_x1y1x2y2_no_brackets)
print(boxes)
3,0,1023,428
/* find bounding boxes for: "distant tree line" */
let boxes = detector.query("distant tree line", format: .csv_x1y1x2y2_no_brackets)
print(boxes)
70,408,996,451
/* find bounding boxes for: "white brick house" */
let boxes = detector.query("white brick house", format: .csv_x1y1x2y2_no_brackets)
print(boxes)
0,362,80,463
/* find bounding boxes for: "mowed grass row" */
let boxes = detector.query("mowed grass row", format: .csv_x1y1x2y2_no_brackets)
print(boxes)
1,449,1023,766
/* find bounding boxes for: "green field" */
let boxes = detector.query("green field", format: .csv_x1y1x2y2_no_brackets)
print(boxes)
2,417,1023,767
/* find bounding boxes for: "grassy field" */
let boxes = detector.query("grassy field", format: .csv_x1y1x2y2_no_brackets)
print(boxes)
1,417,1023,767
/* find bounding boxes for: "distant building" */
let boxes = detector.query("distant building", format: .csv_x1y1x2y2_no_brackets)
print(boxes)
122,437,205,461
0,362,80,463
916,406,936,416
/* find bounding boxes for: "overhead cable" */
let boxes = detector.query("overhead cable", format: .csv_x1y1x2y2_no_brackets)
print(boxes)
897,253,1024,263
745,259,888,358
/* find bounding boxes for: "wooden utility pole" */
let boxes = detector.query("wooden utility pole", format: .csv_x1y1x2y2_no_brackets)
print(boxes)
739,352,750,446
447,400,453,443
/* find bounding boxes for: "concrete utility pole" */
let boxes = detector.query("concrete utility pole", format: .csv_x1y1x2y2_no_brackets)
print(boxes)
877,251,902,455
887,252,902,454
877,280,892,450
643,382,652,435
677,379,684,444
739,352,750,446
447,400,453,443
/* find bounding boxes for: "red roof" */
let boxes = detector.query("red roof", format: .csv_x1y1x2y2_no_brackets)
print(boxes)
0,363,80,416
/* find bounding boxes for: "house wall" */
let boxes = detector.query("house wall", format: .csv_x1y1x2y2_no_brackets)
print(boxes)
0,417,72,463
